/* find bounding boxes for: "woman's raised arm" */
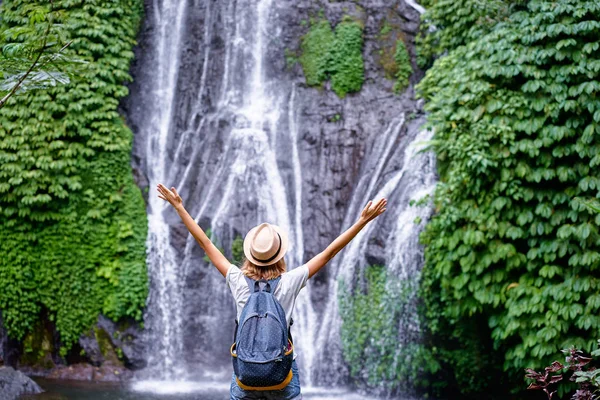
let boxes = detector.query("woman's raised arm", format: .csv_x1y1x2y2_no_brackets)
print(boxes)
157,183,231,277
304,198,387,279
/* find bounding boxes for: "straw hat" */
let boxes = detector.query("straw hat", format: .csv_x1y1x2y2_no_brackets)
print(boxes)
243,223,288,267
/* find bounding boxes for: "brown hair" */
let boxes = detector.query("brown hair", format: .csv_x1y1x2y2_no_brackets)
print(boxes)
241,258,287,280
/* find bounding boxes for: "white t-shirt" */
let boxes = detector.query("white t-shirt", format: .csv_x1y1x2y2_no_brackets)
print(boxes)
226,264,309,329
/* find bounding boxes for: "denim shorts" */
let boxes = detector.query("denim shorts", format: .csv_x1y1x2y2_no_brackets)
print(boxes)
230,360,302,400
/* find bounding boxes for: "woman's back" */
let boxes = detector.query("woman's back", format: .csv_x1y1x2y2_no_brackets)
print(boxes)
226,264,309,329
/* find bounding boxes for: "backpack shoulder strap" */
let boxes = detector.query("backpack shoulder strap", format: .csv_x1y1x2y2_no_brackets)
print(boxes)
268,276,281,293
244,276,256,292
245,276,282,293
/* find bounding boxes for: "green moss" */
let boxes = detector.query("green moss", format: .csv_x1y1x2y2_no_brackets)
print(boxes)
328,113,342,123
329,19,364,98
284,48,299,70
393,39,412,93
94,327,121,366
299,17,364,97
0,0,148,354
21,321,55,369
299,20,334,87
380,21,392,36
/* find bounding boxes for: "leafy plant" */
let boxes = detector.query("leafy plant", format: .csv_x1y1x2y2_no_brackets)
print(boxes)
338,265,438,394
379,21,392,36
231,236,244,265
418,0,600,396
0,0,85,107
416,0,516,68
0,0,147,355
299,16,364,97
526,341,600,400
393,39,412,93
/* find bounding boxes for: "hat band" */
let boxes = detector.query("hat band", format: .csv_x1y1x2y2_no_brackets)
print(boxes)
250,233,282,264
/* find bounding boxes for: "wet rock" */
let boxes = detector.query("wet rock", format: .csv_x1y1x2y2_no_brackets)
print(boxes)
0,315,21,369
78,316,146,370
46,364,94,381
19,320,58,371
0,367,42,400
44,363,132,382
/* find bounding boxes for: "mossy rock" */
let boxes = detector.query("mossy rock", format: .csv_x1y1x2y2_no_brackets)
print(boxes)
94,327,122,367
20,321,55,369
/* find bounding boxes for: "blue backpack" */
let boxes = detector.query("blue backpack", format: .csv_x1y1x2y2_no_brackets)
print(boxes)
231,277,294,390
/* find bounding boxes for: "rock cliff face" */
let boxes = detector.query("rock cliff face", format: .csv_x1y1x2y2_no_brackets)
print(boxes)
123,0,434,393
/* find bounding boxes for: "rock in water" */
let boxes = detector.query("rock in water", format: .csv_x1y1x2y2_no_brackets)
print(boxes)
0,367,42,400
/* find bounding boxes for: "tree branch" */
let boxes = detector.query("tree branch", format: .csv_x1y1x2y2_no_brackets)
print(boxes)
0,20,52,109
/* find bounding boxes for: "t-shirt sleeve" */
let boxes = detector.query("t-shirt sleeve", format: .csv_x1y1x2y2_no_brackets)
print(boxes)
226,264,244,290
285,265,309,296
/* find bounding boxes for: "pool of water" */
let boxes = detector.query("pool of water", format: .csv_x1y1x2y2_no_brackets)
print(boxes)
21,379,379,400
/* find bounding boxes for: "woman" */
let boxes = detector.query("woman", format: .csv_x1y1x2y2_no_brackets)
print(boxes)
157,183,387,400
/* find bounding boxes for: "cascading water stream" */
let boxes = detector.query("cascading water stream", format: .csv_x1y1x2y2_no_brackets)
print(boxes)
143,0,188,381
136,0,319,386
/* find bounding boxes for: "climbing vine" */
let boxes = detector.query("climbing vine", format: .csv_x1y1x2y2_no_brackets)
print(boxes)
416,0,515,68
0,0,148,354
418,0,600,397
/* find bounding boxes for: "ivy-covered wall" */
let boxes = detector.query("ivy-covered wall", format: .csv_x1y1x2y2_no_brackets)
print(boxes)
418,0,600,397
0,0,148,356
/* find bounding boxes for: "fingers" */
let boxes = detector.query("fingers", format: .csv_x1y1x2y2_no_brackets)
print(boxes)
364,198,387,220
156,183,173,199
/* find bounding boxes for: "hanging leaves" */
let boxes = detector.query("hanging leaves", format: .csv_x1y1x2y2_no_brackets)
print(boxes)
0,0,147,353
418,0,600,396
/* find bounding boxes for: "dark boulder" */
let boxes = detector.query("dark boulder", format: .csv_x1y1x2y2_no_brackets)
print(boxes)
0,367,42,400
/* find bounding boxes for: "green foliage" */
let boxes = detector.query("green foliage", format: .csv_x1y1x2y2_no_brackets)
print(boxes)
231,235,244,265
393,39,412,94
379,21,392,36
0,1,85,106
418,0,600,396
328,113,341,123
329,19,364,98
416,0,517,68
299,20,333,87
338,266,439,394
0,0,148,353
299,17,364,97
284,49,299,70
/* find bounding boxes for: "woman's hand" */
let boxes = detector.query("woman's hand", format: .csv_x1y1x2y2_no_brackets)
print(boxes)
359,198,387,224
157,183,231,276
157,183,183,210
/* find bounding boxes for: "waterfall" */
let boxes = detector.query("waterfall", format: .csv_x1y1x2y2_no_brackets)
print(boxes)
127,0,435,396
142,0,189,381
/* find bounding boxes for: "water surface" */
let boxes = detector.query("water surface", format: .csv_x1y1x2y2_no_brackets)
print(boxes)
22,379,377,400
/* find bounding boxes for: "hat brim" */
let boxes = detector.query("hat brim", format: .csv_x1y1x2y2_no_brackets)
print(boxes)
243,224,289,267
